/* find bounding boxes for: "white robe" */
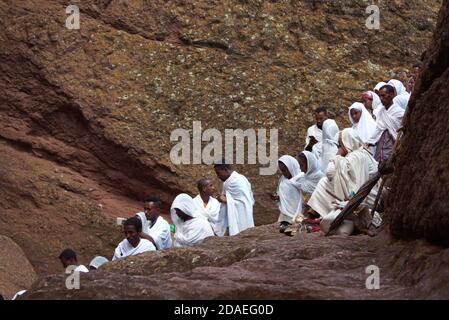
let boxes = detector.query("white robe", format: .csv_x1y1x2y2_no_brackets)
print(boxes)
348,102,377,144
136,212,172,250
277,155,303,223
112,238,156,261
320,119,339,173
305,124,323,160
171,193,215,247
219,171,255,236
192,195,223,236
308,128,378,235
367,103,404,144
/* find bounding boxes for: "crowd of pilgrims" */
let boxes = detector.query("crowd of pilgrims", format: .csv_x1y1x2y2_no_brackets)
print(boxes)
7,65,419,299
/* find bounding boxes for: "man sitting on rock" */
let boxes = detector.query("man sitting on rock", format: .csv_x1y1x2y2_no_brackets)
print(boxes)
59,248,89,273
171,193,215,247
135,196,172,250
192,178,222,236
214,162,255,236
112,217,156,260
304,107,327,160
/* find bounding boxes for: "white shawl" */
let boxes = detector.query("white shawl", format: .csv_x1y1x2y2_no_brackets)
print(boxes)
321,119,339,173
220,171,255,236
296,151,324,196
136,212,172,250
305,124,323,159
112,238,156,261
277,155,303,219
192,195,223,236
348,102,377,143
367,103,405,144
171,193,214,248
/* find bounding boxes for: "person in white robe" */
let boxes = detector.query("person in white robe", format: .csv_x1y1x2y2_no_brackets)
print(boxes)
366,84,405,164
135,197,172,250
112,217,156,261
171,193,215,247
274,155,303,231
304,107,327,160
308,128,379,235
58,248,89,273
348,102,377,146
214,163,255,236
388,79,411,109
192,178,222,236
320,119,340,173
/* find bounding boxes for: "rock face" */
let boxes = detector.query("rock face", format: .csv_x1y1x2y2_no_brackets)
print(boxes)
0,0,441,277
387,0,449,245
0,235,37,299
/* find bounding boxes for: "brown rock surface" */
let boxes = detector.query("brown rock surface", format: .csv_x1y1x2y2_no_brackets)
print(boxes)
387,0,449,246
0,235,37,299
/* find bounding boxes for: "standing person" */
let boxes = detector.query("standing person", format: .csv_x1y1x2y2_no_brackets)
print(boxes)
214,163,255,236
320,119,340,173
193,178,222,236
135,196,172,250
304,107,327,159
171,193,215,247
112,217,156,260
59,248,89,273
348,102,377,145
366,85,405,164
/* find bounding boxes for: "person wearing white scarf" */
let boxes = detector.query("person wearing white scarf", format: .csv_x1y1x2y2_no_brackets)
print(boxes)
192,178,223,236
171,193,215,248
305,108,327,160
388,79,411,109
308,129,379,235
112,217,156,261
320,119,340,173
366,84,405,163
215,164,255,236
348,102,377,145
374,81,387,94
276,155,303,228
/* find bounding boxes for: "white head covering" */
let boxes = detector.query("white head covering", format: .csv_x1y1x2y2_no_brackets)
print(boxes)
393,92,411,110
374,82,387,92
278,155,301,178
388,79,407,96
348,102,377,143
321,119,340,172
171,194,202,224
340,128,364,153
365,91,382,110
297,151,325,195
89,256,109,269
322,119,339,145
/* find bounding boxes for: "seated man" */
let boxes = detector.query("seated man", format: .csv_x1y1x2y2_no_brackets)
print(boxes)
171,193,215,248
59,248,89,273
112,217,156,260
193,178,222,236
304,107,327,160
135,196,172,250
308,128,380,235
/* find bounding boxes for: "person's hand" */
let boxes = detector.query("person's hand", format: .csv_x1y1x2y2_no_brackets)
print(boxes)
217,194,227,203
309,136,318,146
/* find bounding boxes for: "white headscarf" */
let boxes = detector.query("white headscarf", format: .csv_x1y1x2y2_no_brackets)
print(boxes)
393,92,410,110
170,193,202,225
340,127,364,153
89,256,109,269
296,151,324,196
321,119,339,173
388,79,407,96
277,155,303,218
367,91,382,110
348,102,377,143
374,82,387,92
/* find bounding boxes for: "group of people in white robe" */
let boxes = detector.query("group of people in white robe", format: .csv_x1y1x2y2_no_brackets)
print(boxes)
273,71,416,236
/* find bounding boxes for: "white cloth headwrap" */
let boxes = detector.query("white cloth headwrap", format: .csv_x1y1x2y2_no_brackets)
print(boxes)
367,102,405,143
277,155,303,219
393,93,410,110
374,82,387,91
348,102,377,143
321,119,339,173
295,151,324,196
388,79,407,96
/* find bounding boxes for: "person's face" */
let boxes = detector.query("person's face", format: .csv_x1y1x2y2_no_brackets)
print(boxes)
350,109,362,124
143,202,159,221
175,208,190,222
361,97,373,110
298,155,308,173
315,112,326,129
124,225,140,247
201,180,216,196
278,161,292,179
214,167,230,181
413,67,420,76
407,77,415,92
379,88,393,107
60,257,76,269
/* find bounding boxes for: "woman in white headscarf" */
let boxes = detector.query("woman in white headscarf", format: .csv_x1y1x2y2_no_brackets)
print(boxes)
320,119,340,173
361,91,382,116
308,128,379,235
171,193,215,247
388,79,411,109
348,102,377,146
374,81,387,94
275,155,303,231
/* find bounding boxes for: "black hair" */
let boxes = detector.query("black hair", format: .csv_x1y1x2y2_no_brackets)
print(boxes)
124,216,142,232
214,159,232,170
144,196,163,209
413,63,422,68
59,248,77,261
197,178,210,192
298,152,307,161
379,84,395,94
314,107,327,114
